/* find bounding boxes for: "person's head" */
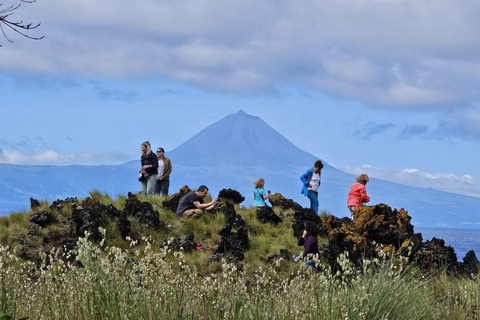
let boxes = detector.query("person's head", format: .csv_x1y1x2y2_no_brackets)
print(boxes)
356,174,369,185
254,178,265,189
313,160,324,173
305,221,319,237
141,141,151,156
156,147,165,158
196,185,209,198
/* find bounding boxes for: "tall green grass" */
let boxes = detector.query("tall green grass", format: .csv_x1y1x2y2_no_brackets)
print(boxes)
0,193,479,319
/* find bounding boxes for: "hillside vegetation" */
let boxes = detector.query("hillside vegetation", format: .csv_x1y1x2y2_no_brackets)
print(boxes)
0,189,479,319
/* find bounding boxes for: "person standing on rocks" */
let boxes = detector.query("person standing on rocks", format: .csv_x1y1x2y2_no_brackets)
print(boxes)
176,185,219,219
154,147,172,196
347,174,371,217
253,178,271,207
139,141,158,196
300,160,324,214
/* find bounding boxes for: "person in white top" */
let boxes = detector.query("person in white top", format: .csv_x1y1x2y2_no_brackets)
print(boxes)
300,160,324,214
153,148,172,196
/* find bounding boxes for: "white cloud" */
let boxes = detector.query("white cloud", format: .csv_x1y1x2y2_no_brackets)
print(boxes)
3,0,480,107
0,149,136,166
338,164,480,198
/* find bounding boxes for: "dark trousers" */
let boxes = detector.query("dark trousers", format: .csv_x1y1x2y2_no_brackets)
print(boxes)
154,179,170,196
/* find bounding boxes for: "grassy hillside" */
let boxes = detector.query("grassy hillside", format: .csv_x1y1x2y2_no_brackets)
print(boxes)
0,191,479,319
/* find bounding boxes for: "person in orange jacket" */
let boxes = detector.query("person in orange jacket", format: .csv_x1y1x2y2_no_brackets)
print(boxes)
347,174,370,217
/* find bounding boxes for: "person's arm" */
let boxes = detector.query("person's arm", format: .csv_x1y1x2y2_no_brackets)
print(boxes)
298,237,306,246
193,198,219,210
161,158,172,180
360,185,370,203
297,230,307,246
300,170,312,187
260,188,267,200
142,153,158,170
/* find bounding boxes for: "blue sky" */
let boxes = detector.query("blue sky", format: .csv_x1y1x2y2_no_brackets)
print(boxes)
1,0,479,198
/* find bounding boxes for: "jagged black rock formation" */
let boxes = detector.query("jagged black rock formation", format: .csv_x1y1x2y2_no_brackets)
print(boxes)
161,233,197,252
49,197,78,213
256,206,282,225
212,199,245,228
124,193,164,228
217,188,245,204
162,186,192,212
291,208,323,238
30,198,41,210
460,250,480,274
322,203,478,275
267,249,290,263
413,237,457,270
212,225,250,262
208,252,236,264
29,210,53,227
103,204,131,239
267,193,303,211
72,198,108,243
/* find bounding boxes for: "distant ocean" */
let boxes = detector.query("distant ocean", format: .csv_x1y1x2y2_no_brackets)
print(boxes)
416,228,480,261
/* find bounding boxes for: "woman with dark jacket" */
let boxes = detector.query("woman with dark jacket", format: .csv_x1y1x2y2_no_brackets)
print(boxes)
139,141,158,196
294,221,321,273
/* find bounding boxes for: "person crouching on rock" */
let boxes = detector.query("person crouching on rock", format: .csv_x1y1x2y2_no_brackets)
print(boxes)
300,160,324,214
176,185,219,219
293,221,321,273
253,178,271,207
347,174,371,217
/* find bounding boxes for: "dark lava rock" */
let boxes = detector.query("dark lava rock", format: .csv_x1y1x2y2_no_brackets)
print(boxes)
256,206,282,225
161,233,197,252
103,204,131,239
323,203,472,275
162,185,192,212
324,204,415,268
267,249,290,263
30,198,41,210
292,208,323,238
460,250,480,274
208,252,236,264
413,237,457,271
72,198,133,241
124,193,164,228
49,197,78,213
217,188,245,204
29,210,53,227
267,193,303,211
72,198,107,243
212,199,245,228
215,225,250,262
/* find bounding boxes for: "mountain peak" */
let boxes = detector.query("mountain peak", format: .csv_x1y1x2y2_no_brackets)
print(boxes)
170,111,319,167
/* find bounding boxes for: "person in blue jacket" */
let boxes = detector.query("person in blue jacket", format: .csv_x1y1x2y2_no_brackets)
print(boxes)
300,160,324,213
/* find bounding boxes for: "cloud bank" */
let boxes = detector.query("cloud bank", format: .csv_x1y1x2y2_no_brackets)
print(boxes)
339,164,480,198
3,0,480,112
